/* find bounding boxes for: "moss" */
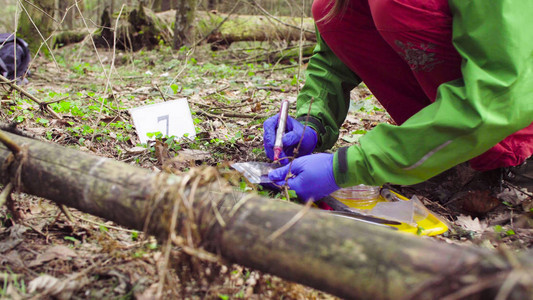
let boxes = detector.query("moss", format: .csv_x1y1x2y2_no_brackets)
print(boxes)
17,0,55,55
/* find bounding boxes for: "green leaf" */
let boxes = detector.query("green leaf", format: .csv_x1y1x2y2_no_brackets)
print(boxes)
37,118,49,125
239,181,247,192
416,226,426,235
505,229,516,236
494,225,503,233
288,190,297,199
170,84,180,94
64,236,78,243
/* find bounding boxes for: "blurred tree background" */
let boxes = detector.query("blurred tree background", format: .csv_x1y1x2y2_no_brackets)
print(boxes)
0,0,312,33
2,0,313,54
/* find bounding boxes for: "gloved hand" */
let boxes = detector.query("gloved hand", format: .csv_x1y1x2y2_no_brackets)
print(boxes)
263,114,318,165
268,153,340,202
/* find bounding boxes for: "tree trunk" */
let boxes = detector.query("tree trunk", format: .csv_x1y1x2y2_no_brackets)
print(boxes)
207,0,218,10
173,0,197,49
57,0,73,29
161,0,172,11
17,0,55,54
152,0,163,12
0,131,531,299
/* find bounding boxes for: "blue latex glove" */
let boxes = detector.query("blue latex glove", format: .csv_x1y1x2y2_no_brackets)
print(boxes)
268,153,340,202
263,114,318,165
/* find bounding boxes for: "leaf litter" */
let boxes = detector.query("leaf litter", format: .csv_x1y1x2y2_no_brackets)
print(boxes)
0,39,531,299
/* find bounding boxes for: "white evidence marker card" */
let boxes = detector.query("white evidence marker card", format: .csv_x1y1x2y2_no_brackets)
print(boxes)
129,98,196,144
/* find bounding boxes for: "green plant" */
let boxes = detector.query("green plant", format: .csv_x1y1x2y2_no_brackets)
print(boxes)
64,236,78,243
36,118,49,126
0,272,26,296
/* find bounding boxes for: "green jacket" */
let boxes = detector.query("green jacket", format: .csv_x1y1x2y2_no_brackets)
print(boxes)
296,0,533,187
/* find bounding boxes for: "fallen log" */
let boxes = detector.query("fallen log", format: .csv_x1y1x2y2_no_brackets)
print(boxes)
53,9,316,50
0,131,532,299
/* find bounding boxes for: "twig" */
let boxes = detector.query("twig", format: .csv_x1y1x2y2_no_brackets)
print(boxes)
90,4,125,143
196,109,269,119
238,43,314,64
86,95,122,115
296,0,306,94
18,0,60,68
440,273,507,300
58,204,75,223
495,270,528,300
0,130,22,154
254,64,299,73
73,213,139,233
0,74,62,119
75,2,109,80
167,47,195,92
21,0,60,23
193,1,241,47
103,4,125,97
249,0,314,34
266,199,313,242
154,84,168,101
0,183,14,208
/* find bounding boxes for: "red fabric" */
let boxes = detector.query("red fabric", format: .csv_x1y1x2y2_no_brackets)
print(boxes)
312,0,533,170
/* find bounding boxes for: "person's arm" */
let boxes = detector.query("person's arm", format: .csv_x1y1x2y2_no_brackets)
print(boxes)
296,30,362,151
333,0,533,187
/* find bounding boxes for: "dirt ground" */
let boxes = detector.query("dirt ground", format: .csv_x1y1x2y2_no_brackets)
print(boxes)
1,40,532,299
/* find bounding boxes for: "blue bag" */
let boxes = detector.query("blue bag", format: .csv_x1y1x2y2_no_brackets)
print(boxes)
0,33,31,81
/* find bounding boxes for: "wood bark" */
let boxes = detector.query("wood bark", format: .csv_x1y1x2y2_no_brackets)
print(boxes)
0,131,531,299
93,4,174,51
190,10,316,46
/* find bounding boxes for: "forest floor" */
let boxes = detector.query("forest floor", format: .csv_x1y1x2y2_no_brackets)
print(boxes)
0,40,532,299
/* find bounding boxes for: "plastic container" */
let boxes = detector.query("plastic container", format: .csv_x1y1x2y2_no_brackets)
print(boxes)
330,185,381,209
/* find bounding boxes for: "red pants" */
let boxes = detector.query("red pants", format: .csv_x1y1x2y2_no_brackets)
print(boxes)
312,0,533,170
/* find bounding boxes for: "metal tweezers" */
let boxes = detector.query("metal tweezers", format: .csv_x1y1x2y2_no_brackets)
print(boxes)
317,196,401,229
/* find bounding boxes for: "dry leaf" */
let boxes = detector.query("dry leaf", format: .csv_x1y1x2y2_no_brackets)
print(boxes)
0,225,27,253
126,146,147,154
29,245,77,267
28,275,79,300
455,214,488,235
178,149,211,161
461,190,500,215
2,251,25,268
135,283,159,300
498,187,530,206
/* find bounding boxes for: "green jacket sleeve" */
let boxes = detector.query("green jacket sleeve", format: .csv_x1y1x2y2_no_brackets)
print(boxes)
296,30,361,151
333,0,533,187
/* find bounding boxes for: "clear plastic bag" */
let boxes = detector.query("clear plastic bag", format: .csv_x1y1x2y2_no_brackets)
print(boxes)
231,162,278,184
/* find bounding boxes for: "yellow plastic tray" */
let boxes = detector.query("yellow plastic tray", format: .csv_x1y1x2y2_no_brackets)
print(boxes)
332,189,448,236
